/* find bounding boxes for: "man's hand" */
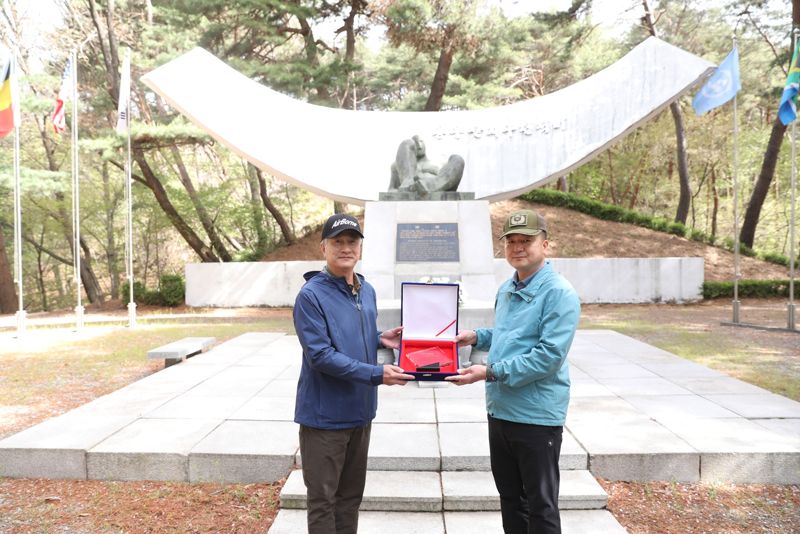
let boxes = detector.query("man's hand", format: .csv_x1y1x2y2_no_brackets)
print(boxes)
380,326,403,349
445,365,486,386
455,329,477,347
383,365,415,386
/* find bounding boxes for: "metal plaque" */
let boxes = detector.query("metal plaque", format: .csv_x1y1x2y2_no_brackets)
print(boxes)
396,223,459,263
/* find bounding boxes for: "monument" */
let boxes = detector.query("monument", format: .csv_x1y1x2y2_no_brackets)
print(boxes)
364,136,496,334
143,38,712,310
384,135,470,201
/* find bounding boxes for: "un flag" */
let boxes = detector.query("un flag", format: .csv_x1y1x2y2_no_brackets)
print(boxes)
692,47,741,116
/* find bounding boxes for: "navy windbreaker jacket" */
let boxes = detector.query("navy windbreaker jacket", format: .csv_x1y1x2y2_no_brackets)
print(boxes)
293,270,384,430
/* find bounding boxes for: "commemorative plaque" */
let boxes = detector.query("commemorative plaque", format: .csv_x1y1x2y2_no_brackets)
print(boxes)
395,223,459,262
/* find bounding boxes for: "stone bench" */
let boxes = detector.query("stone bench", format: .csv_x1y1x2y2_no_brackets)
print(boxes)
147,337,216,367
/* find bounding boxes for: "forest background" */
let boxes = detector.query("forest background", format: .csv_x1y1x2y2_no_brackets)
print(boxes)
0,0,797,314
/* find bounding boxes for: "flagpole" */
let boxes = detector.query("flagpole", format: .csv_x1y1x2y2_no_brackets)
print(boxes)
790,116,797,330
789,28,798,331
732,34,741,324
786,27,800,330
70,49,84,330
123,50,136,328
11,53,25,337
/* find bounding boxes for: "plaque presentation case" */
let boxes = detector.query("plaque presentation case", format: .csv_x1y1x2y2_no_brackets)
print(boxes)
398,282,460,381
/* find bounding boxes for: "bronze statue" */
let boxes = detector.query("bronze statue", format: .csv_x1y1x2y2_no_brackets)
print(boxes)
389,135,465,195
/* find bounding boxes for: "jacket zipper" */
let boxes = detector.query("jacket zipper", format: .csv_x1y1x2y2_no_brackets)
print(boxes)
354,289,371,363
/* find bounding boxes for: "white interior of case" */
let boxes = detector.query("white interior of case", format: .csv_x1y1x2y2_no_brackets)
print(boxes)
401,283,459,340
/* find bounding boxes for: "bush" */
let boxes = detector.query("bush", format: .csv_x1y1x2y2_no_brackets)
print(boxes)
650,217,670,232
666,222,687,237
234,249,262,262
760,252,794,267
519,188,791,269
142,290,163,306
159,274,185,307
120,280,146,302
688,229,705,243
703,279,800,299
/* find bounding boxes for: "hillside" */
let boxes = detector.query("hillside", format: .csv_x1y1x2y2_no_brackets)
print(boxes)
262,199,791,283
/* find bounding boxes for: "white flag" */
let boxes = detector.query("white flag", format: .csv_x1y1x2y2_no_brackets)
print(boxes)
115,51,130,134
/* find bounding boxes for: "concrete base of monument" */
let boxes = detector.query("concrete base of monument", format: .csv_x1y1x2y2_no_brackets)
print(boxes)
378,191,476,201
362,200,496,302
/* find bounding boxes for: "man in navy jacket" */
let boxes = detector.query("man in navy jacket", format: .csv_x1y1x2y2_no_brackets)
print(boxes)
293,213,413,534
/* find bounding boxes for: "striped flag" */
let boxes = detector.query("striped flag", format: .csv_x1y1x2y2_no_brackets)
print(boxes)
0,54,15,139
779,40,800,125
51,57,72,134
115,52,130,134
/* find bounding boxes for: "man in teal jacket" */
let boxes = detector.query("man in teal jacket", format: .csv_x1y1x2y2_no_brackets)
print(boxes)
447,209,580,534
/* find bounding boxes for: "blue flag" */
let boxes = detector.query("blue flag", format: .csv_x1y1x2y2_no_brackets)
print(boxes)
778,42,800,125
692,47,741,116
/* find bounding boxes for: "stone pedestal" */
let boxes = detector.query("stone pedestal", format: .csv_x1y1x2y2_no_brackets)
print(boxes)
362,200,496,305
378,191,475,201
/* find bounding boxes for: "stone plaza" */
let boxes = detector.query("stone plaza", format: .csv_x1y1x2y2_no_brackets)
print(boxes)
1,329,798,533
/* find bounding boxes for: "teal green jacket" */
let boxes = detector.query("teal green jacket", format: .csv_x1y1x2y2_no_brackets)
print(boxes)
475,262,580,426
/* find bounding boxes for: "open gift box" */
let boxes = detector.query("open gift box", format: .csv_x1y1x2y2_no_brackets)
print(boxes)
398,282,460,381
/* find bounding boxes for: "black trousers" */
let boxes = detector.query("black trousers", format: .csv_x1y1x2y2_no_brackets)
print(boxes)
488,415,563,534
299,424,372,534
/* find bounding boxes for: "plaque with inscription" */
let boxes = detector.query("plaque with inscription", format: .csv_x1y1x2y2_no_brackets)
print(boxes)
396,223,459,262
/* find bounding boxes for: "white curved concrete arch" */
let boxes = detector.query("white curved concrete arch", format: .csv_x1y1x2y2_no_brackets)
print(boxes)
141,37,713,206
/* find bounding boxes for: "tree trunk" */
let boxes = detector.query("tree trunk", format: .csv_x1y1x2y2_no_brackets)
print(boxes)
711,167,719,239
168,146,232,261
247,170,269,253
35,228,48,312
641,0,692,223
131,150,220,262
740,0,800,248
52,194,104,304
79,237,104,303
255,167,296,245
670,102,691,223
425,41,454,111
741,116,788,248
298,16,330,102
87,0,120,103
0,228,17,313
53,263,66,303
343,0,365,62
607,151,617,204
102,161,121,300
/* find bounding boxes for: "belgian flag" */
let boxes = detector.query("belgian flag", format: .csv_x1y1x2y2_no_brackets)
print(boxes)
0,57,14,139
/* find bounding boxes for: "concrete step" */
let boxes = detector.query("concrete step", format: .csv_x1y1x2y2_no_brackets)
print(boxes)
280,469,607,512
295,422,588,473
270,509,628,534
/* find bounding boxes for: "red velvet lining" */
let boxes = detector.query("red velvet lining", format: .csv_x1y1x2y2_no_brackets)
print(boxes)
399,339,458,373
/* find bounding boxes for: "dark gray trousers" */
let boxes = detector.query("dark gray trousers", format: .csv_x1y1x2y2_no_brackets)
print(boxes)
299,424,372,534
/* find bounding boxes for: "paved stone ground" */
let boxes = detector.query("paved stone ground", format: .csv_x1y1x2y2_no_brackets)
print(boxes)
1,330,798,533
